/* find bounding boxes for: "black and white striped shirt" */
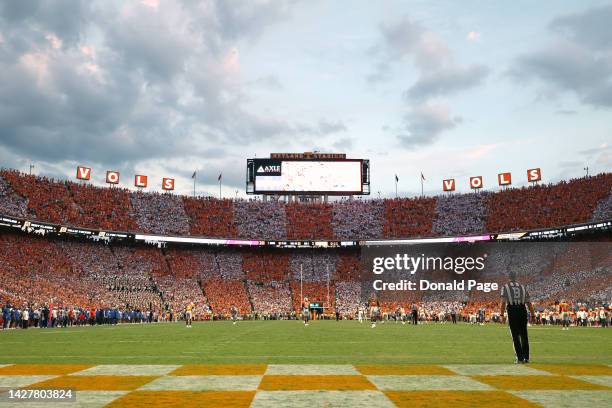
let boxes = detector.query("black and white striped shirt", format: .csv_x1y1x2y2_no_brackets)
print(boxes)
501,282,530,306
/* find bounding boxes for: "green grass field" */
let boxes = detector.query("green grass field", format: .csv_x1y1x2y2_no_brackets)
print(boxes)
1,321,610,365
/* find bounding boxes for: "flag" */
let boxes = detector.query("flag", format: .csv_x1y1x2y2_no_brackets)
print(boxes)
191,171,196,179
218,173,222,182
421,172,426,181
395,174,399,182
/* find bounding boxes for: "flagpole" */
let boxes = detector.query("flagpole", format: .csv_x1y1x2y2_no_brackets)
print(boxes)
193,172,196,197
395,175,398,198
219,174,222,199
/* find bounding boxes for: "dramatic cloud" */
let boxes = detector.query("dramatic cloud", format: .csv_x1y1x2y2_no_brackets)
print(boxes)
367,18,452,83
405,64,490,101
369,16,488,149
510,4,612,108
0,0,349,193
397,102,462,149
549,5,612,51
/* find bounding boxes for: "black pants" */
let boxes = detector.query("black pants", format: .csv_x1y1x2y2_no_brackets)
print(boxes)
507,305,529,362
412,311,418,325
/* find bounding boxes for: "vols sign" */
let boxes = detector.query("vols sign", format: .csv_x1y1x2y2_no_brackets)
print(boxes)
162,178,175,191
106,171,120,184
498,172,512,186
134,175,148,188
470,176,483,189
442,179,455,192
76,166,91,181
527,168,541,182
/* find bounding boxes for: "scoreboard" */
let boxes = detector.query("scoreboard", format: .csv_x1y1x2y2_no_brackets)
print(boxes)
246,156,370,195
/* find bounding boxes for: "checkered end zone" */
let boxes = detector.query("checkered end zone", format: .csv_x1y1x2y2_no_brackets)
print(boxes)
0,364,610,407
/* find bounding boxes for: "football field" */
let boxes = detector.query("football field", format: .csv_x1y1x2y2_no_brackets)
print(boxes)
0,321,610,407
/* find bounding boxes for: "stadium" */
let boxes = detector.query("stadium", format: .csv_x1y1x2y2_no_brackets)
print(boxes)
1,1,611,407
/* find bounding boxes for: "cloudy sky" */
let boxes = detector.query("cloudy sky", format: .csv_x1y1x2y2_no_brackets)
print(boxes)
0,0,610,197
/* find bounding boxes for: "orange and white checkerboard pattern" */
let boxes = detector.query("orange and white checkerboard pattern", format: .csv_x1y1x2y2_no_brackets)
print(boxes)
0,364,610,407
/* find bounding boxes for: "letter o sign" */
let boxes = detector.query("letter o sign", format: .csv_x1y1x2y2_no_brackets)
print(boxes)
106,171,120,184
470,176,483,189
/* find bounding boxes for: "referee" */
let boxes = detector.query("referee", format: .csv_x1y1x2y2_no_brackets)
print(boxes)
500,272,535,363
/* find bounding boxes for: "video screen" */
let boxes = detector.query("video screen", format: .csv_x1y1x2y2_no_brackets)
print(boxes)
253,159,363,194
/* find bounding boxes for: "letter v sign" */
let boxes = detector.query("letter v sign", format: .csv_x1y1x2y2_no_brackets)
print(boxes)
76,166,91,180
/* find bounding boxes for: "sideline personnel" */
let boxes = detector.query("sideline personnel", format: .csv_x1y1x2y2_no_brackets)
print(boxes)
500,272,535,363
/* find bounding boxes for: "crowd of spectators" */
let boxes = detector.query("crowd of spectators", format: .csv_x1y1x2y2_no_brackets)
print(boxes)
68,182,136,231
335,282,361,314
592,186,612,221
155,276,209,318
130,191,190,235
0,170,79,224
248,281,292,315
486,173,612,233
285,203,334,240
383,197,437,238
0,230,609,324
242,249,290,282
0,168,611,324
290,251,337,282
202,279,251,316
1,170,611,241
432,193,487,236
332,199,383,239
0,175,27,218
183,197,236,237
334,252,361,281
234,200,287,240
0,235,94,307
214,250,245,279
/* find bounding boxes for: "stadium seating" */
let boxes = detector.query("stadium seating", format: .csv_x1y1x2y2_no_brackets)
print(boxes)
335,281,361,314
0,170,611,239
202,279,251,316
332,199,384,239
248,281,292,315
285,202,334,240
486,173,612,232
383,197,437,238
242,249,290,282
234,200,287,240
0,175,27,218
68,182,137,232
1,169,611,323
432,193,487,236
334,252,361,281
0,170,80,225
0,231,609,321
130,191,190,235
182,196,237,237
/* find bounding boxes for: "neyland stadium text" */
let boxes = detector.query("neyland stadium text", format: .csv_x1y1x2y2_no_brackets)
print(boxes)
373,279,498,293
